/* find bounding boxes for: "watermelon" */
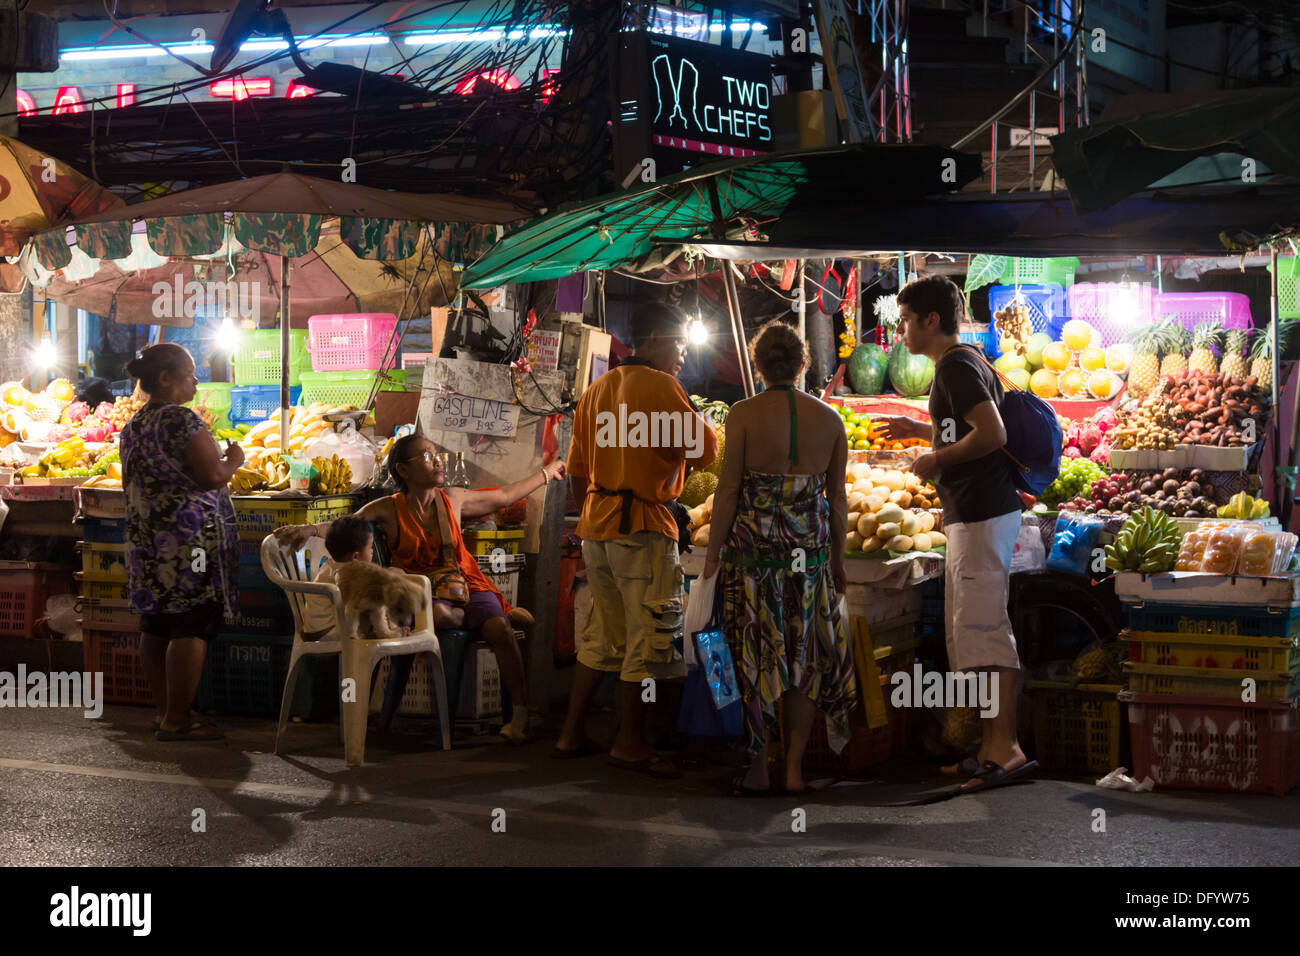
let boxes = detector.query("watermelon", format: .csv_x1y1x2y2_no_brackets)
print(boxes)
888,345,934,397
847,344,888,395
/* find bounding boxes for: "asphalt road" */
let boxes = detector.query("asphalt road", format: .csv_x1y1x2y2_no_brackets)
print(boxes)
1,704,1297,867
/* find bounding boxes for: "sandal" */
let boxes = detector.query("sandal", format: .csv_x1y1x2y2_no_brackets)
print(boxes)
606,755,682,779
959,759,1039,793
155,720,224,742
730,774,775,797
550,740,604,759
940,757,984,779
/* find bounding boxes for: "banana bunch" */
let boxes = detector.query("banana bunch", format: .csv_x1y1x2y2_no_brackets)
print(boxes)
1218,491,1270,520
310,455,353,495
1105,507,1182,573
229,465,269,494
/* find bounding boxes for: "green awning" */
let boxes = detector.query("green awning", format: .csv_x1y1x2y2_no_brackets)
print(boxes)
1050,88,1300,214
460,144,982,289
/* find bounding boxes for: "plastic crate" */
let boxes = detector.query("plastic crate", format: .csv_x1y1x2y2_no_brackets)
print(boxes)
988,283,1071,348
464,529,525,556
187,382,234,429
1122,691,1300,796
229,385,303,426
998,256,1079,287
78,542,127,582
79,517,125,544
297,369,407,408
1067,282,1157,348
76,575,128,606
0,561,74,637
306,313,399,372
195,634,292,718
1124,601,1300,640
225,586,293,637
1124,661,1299,700
231,494,356,542
958,323,997,357
83,627,152,705
1154,291,1252,332
232,329,310,385
1268,256,1300,319
1123,629,1300,674
79,602,141,631
1026,681,1126,774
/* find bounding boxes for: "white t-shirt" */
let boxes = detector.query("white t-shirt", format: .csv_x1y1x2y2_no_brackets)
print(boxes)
300,559,341,636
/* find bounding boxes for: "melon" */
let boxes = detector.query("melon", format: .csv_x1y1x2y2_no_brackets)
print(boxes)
888,346,934,398
1024,332,1053,368
847,344,889,396
1005,368,1031,391
993,352,1027,374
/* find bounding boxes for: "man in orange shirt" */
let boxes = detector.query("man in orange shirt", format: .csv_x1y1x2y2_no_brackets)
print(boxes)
554,302,718,777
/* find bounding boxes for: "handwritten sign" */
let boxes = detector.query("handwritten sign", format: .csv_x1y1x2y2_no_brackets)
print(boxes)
529,329,562,371
429,392,520,437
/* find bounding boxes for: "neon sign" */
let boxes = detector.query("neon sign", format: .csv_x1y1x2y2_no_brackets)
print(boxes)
116,84,135,108
209,78,273,101
645,35,771,158
16,90,36,117
454,69,522,94
52,86,85,114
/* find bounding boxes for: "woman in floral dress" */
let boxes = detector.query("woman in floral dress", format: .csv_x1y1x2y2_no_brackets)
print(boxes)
121,344,242,741
702,321,857,795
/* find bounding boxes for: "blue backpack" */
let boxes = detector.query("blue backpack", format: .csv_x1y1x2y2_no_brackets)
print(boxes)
966,346,1063,496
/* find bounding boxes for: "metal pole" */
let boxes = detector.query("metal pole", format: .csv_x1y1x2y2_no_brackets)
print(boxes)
707,178,755,396
280,258,291,451
1029,90,1036,189
990,122,998,193
797,260,807,391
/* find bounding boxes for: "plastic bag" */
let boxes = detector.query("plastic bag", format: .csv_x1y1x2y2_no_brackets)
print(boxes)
684,570,718,640
1010,514,1047,573
1046,514,1102,576
1096,767,1154,792
304,420,378,488
41,593,80,636
1236,530,1298,576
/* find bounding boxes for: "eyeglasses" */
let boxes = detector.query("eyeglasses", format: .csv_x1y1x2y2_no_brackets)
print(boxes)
404,451,437,464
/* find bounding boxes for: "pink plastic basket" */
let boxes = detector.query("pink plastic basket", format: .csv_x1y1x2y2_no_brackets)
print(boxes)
1067,282,1156,347
1154,292,1252,331
306,313,399,372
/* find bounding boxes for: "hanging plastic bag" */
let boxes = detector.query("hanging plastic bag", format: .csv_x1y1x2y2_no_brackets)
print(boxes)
41,593,80,636
1010,513,1047,573
304,420,378,488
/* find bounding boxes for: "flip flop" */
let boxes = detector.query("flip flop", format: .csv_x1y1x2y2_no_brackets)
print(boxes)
960,759,1039,793
607,755,683,780
155,720,224,742
499,732,535,747
940,757,983,779
550,740,604,759
730,775,775,797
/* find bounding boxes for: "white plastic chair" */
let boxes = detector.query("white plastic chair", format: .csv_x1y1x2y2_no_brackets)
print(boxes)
261,534,451,766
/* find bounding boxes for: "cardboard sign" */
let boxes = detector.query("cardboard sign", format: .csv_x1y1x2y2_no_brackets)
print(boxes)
529,329,562,371
428,392,520,437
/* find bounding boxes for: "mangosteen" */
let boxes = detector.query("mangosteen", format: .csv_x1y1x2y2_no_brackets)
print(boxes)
1189,468,1206,483
1161,500,1178,515
1184,480,1202,497
1153,490,1167,501
1126,490,1143,503
1163,467,1180,481
1202,483,1216,499
1140,480,1159,495
1122,502,1138,514
1162,479,1180,494
1173,501,1189,516
1108,496,1124,511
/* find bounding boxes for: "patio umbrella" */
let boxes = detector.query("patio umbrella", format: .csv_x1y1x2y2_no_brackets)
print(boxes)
0,135,122,257
32,171,525,446
461,144,980,395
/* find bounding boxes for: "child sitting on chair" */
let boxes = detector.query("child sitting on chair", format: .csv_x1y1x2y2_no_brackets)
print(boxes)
300,515,413,640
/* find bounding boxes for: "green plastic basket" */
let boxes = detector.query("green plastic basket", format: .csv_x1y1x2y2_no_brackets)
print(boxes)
233,329,310,385
187,382,233,429
298,369,407,408
998,256,1079,287
1269,256,1300,319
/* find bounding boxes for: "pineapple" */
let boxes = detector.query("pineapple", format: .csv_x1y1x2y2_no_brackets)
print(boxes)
1220,328,1251,380
1188,320,1223,375
1128,322,1163,398
1158,322,1190,379
1250,318,1295,387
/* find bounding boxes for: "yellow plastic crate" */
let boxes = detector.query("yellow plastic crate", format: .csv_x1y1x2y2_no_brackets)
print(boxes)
77,541,127,582
1124,662,1300,700
232,494,357,542
1124,630,1300,675
1027,681,1126,774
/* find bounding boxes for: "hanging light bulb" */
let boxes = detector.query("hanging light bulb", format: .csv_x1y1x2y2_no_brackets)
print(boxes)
216,315,239,351
34,338,56,368
687,316,708,345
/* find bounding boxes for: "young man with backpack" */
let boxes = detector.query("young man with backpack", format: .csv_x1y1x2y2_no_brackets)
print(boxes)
883,274,1037,791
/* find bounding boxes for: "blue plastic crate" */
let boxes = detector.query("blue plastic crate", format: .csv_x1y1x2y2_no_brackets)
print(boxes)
195,633,292,718
79,518,125,544
237,563,273,589
1123,602,1300,641
225,586,294,638
959,325,997,356
229,384,302,425
988,284,1071,349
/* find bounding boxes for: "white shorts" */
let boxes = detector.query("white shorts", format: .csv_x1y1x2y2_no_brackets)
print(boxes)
944,509,1021,673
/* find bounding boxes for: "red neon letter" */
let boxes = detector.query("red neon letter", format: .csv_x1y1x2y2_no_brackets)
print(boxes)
454,69,522,95
286,81,316,99
53,86,84,115
209,78,273,101
16,90,36,117
116,84,136,108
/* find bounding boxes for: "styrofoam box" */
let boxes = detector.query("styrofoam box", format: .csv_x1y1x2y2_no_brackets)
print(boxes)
846,582,922,625
1187,445,1250,472
1115,570,1300,607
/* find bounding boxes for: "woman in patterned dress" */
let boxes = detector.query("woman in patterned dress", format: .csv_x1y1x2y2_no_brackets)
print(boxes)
121,344,242,741
702,321,858,795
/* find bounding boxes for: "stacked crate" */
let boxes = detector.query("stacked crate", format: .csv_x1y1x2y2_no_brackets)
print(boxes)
1117,573,1300,796
300,313,407,407
76,516,151,705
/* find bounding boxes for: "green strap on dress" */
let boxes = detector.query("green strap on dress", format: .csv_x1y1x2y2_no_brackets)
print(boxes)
768,384,799,465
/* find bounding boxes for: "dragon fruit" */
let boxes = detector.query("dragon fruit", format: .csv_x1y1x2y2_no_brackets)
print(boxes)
1077,423,1103,457
1064,446,1082,458
1090,438,1112,465
79,417,111,443
60,401,90,425
1092,406,1118,433
94,401,115,420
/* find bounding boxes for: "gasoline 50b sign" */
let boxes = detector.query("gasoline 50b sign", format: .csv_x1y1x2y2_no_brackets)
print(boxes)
646,34,772,158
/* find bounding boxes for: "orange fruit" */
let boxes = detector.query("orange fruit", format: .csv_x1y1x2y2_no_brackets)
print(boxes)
1087,370,1119,399
2,383,26,407
1059,368,1086,398
1079,346,1106,372
1062,320,1098,352
45,378,75,402
1042,342,1071,372
1029,369,1059,398
1105,344,1131,374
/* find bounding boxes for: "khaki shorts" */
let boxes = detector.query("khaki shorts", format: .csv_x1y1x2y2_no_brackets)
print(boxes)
579,531,687,683
944,509,1022,673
